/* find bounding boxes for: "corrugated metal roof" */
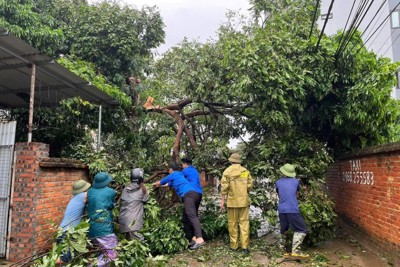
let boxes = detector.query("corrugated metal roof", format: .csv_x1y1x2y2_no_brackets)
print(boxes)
0,121,16,146
0,27,118,108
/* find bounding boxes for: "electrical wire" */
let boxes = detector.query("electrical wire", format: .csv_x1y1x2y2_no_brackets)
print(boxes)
375,28,395,55
339,0,374,55
345,0,388,56
316,0,336,51
335,0,368,57
360,0,387,38
366,15,389,51
309,0,321,39
336,0,358,51
336,0,375,58
381,30,400,56
353,1,400,56
361,1,400,49
363,0,387,41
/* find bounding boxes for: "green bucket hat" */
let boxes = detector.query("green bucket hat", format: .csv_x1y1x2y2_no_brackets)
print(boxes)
72,180,91,195
280,163,296,178
92,172,113,188
228,153,242,164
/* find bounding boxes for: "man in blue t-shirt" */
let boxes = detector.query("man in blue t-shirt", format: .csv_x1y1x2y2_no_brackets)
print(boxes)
181,157,203,246
153,162,205,250
276,163,309,258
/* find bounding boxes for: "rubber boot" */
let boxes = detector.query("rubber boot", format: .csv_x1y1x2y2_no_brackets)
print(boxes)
278,232,291,256
291,232,309,258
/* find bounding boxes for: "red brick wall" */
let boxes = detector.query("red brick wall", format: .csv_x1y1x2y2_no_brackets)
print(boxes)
326,142,400,263
8,142,89,262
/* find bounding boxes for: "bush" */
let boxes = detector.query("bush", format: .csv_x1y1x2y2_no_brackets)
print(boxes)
299,179,338,246
200,197,228,240
142,197,188,255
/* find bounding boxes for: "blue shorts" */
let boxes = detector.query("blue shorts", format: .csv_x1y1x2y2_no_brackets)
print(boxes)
279,213,307,234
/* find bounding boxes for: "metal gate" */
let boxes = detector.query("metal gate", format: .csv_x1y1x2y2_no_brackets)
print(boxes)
0,121,16,257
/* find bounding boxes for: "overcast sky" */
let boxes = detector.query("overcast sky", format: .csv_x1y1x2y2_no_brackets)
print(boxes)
124,0,251,54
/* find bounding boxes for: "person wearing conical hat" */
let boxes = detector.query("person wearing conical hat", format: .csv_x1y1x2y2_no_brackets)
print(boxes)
276,163,309,258
87,172,118,266
220,153,253,254
56,179,91,265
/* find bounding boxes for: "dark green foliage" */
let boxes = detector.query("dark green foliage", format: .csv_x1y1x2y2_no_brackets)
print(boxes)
144,217,187,255
220,0,400,155
114,239,150,266
57,56,131,107
0,0,63,55
142,197,188,255
299,180,338,246
33,221,91,266
38,0,165,84
114,239,168,267
200,197,228,240
250,217,261,237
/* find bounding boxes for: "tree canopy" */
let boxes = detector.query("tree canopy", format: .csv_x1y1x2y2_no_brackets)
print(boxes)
142,0,400,174
36,0,165,84
2,0,399,177
0,0,63,55
3,0,400,265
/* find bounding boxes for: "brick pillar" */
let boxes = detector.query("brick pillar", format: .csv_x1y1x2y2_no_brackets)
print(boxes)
8,142,49,262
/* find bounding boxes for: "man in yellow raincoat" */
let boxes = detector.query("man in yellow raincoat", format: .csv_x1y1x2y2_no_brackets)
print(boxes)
220,153,253,254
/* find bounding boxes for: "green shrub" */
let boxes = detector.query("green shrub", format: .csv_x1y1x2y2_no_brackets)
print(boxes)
200,197,228,240
143,217,187,255
142,197,187,255
299,180,338,246
250,217,261,237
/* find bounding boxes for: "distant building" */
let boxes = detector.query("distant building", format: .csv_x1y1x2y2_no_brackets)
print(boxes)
318,0,400,97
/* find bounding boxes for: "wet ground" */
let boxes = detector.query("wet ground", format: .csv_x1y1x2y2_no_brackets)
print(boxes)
0,259,12,266
0,229,392,266
168,229,391,267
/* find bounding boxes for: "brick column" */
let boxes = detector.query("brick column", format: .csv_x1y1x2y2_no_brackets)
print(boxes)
8,142,49,262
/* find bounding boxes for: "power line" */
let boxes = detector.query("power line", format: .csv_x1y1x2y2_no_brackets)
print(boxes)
362,1,400,48
343,0,358,36
335,0,369,57
316,0,336,51
363,0,387,41
360,0,387,38
366,8,389,51
309,0,321,39
345,0,388,56
382,30,400,56
375,29,394,55
353,1,400,56
335,0,357,54
336,0,375,59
